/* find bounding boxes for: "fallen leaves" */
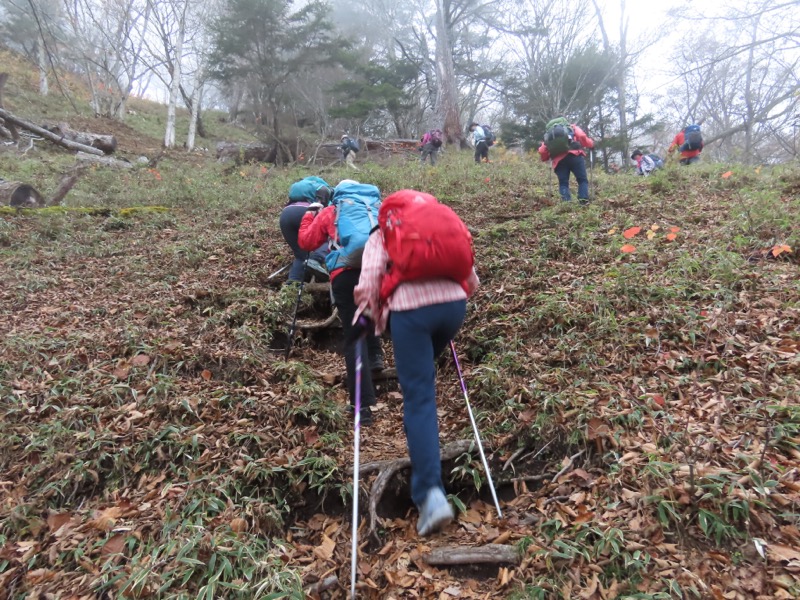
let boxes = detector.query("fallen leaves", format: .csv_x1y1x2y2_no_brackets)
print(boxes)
622,226,641,239
620,244,636,253
771,244,792,257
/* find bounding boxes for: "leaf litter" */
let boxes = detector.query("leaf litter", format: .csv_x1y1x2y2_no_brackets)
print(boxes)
0,164,799,599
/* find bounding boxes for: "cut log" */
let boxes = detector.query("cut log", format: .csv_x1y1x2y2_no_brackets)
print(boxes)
0,108,104,156
423,544,520,566
76,151,133,169
216,141,275,164
44,123,117,154
0,181,45,207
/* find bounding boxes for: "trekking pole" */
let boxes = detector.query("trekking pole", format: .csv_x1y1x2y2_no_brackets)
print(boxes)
284,253,309,360
547,160,553,198
350,319,367,599
450,341,502,518
266,263,290,281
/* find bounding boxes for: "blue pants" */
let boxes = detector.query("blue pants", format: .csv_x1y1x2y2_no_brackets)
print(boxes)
554,153,589,201
390,300,467,507
279,204,327,282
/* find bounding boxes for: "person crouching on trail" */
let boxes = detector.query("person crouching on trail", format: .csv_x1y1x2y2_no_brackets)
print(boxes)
419,129,442,166
280,177,332,283
668,123,704,166
298,180,384,425
538,117,594,203
631,150,664,177
353,189,479,536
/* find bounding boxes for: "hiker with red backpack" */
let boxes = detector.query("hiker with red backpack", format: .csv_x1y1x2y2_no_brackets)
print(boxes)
538,117,595,203
668,123,703,165
298,180,385,425
419,129,443,165
353,189,479,536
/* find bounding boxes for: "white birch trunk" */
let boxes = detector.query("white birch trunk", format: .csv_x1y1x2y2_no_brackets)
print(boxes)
164,2,188,148
186,76,203,151
37,40,49,96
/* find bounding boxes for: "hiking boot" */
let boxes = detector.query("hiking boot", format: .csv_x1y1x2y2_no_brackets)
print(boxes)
370,357,385,374
305,259,329,280
579,198,590,205
416,487,454,536
349,405,374,426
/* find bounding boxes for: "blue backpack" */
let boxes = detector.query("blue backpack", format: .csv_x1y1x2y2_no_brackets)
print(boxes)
288,176,331,204
326,181,381,271
680,124,703,151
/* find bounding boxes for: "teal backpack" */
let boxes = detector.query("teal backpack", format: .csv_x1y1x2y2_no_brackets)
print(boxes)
326,181,381,271
288,176,332,204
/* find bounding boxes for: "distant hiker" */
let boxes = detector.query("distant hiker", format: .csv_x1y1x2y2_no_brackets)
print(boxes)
280,176,332,283
353,189,479,536
468,122,491,163
668,123,703,165
631,150,664,176
539,117,595,202
420,129,443,165
298,179,384,425
340,135,361,171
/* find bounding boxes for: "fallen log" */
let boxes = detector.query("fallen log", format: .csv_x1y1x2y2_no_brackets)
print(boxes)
0,180,45,207
76,151,133,169
44,122,117,154
423,544,520,566
0,108,104,156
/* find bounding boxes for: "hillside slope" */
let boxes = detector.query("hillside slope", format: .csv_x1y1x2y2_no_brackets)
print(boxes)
1,49,800,600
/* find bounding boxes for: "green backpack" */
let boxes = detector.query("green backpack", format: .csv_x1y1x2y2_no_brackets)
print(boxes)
544,117,575,156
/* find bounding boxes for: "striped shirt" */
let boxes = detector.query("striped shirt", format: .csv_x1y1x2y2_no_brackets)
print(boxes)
354,231,479,334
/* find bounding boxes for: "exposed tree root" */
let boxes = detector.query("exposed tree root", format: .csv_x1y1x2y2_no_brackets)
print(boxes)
423,544,520,566
295,307,339,331
304,574,339,597
354,439,475,536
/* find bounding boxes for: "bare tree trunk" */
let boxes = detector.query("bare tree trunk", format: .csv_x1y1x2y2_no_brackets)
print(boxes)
433,0,466,147
743,17,761,164
186,77,203,151
164,2,188,148
0,73,20,143
616,0,629,165
37,40,49,97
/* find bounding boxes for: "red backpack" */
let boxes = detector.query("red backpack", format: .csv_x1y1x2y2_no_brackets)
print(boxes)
378,190,474,302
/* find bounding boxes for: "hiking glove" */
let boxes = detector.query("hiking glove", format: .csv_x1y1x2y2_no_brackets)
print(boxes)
306,202,323,212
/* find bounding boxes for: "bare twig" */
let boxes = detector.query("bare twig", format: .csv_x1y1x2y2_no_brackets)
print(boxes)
552,449,586,482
